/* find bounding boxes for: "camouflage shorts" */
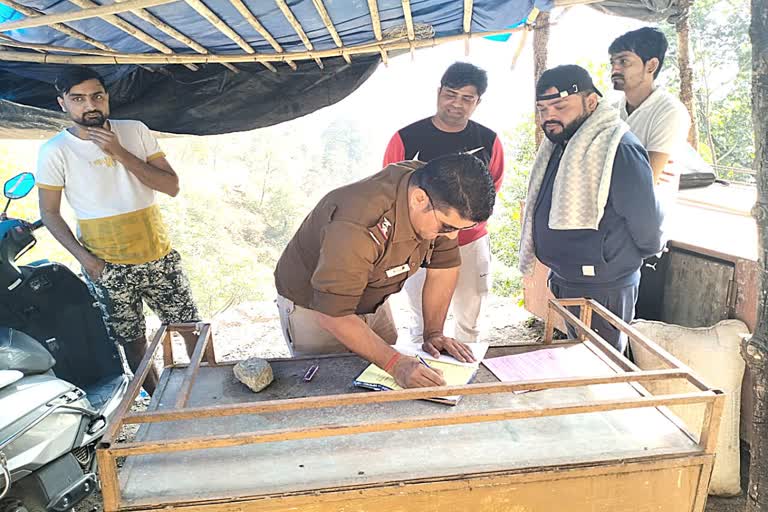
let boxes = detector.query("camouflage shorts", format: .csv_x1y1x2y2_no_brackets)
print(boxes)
84,249,200,345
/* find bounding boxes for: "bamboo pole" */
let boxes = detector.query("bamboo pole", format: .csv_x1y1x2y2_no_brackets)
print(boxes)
0,0,121,53
401,0,415,40
311,0,350,64
401,0,415,60
184,0,275,72
0,34,72,54
0,0,178,31
123,369,691,425
274,0,323,69
116,1,238,73
463,0,473,54
109,391,720,456
66,0,198,71
0,26,527,65
510,27,529,69
0,34,148,74
366,0,388,63
228,0,296,70
463,0,473,32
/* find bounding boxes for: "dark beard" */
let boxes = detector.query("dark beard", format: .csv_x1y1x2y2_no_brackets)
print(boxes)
542,112,590,144
77,111,106,127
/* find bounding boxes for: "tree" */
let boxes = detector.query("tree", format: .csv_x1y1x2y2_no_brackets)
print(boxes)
743,0,767,509
675,0,699,148
662,0,755,175
533,11,550,146
489,118,536,297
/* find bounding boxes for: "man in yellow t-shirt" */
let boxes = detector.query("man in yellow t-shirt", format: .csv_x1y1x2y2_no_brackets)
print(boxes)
36,67,199,395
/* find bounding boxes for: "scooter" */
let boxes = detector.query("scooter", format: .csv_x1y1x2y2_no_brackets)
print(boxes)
0,172,129,512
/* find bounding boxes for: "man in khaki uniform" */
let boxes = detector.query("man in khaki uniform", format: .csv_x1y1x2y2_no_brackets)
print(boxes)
275,153,496,389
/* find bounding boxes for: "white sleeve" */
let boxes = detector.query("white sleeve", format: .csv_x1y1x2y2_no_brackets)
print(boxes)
35,142,66,191
136,121,164,161
645,103,691,155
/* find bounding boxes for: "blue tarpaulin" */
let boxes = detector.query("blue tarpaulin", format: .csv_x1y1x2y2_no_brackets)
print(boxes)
0,0,549,135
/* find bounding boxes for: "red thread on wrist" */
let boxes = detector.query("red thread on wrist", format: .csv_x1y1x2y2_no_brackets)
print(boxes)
383,353,402,373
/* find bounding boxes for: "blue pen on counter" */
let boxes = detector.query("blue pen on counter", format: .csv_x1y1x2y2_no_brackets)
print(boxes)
303,364,319,382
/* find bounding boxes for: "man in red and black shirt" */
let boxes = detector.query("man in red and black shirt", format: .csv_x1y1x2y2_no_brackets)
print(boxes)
383,62,504,343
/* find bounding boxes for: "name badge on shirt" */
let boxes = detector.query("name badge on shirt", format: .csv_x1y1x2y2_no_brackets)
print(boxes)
385,264,410,278
582,265,596,277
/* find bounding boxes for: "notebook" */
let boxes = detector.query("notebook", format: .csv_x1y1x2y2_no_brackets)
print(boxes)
353,343,489,405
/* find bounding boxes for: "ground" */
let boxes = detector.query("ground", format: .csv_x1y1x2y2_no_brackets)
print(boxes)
74,295,746,512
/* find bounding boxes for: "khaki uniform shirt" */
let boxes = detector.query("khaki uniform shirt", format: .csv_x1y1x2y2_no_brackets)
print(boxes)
275,162,461,317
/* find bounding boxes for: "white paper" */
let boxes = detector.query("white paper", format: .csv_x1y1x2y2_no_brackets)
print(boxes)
393,341,490,367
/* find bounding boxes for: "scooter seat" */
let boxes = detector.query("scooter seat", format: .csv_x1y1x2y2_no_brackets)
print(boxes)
0,369,23,390
82,373,127,411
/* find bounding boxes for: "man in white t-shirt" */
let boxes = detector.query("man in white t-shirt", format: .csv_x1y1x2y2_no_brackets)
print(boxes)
609,27,691,206
609,28,692,319
36,67,199,395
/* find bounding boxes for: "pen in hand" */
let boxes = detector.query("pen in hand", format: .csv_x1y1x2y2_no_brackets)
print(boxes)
417,355,445,387
417,355,435,370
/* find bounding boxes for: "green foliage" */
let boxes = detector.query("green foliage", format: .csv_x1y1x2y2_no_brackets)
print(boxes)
159,131,306,317
489,117,536,298
661,0,754,174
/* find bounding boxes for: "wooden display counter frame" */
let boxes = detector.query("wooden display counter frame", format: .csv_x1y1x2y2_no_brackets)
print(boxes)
95,298,725,512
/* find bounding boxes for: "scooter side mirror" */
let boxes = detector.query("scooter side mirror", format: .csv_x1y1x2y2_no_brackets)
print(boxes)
4,172,35,200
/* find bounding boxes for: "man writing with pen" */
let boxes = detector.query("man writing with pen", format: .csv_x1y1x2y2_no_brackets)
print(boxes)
274,153,496,388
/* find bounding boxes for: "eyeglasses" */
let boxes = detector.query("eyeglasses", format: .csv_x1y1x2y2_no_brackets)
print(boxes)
423,189,477,234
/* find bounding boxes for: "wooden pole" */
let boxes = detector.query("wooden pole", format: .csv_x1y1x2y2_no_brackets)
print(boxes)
0,0,122,53
95,449,121,512
0,0,178,30
311,0,350,64
463,0,473,55
67,0,198,71
366,0,388,64
173,324,210,409
274,0,323,69
122,369,692,424
101,324,167,447
117,2,238,73
228,0,297,70
0,26,527,65
744,0,768,507
401,0,415,41
0,35,111,55
675,0,699,149
109,391,721,456
533,11,550,146
184,0,275,72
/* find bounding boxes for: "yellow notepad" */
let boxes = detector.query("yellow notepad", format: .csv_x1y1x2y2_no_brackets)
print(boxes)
354,359,478,405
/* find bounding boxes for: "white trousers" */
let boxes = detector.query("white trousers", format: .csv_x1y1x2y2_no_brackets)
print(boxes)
403,234,492,343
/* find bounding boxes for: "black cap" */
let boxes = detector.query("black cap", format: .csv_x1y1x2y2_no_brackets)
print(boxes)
536,64,603,101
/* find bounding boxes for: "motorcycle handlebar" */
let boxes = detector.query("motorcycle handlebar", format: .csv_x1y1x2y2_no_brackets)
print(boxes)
31,220,44,231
